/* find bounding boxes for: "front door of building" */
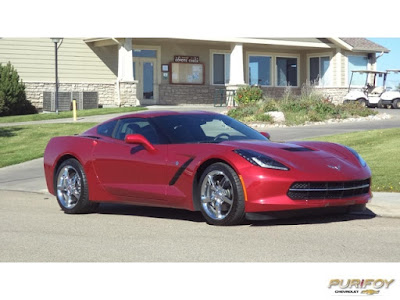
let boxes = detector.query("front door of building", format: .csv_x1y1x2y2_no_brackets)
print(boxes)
133,57,158,105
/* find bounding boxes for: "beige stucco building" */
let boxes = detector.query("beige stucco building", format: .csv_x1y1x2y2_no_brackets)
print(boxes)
0,37,389,111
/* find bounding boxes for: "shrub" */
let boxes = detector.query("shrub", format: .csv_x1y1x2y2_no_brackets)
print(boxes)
255,113,272,122
228,103,259,120
228,82,376,126
234,86,263,105
0,62,37,116
260,99,279,112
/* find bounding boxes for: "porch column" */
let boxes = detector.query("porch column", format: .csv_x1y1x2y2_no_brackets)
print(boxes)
335,48,342,87
116,38,137,107
228,43,245,85
117,38,134,81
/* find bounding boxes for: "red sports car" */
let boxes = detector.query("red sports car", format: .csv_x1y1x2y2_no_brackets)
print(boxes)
44,111,372,225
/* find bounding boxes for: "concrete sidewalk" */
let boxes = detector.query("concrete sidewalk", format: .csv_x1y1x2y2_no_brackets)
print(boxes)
0,158,399,219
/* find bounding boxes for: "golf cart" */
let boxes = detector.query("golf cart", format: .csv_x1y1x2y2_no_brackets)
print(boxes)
343,70,387,108
380,69,400,109
343,70,400,108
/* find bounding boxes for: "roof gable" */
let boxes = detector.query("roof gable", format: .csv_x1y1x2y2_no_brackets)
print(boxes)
340,38,389,53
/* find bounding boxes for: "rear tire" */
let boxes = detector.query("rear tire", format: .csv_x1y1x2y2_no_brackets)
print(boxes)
198,163,245,226
54,158,98,214
392,99,400,109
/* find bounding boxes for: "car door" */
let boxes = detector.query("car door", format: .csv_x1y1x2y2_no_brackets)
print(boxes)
92,117,168,202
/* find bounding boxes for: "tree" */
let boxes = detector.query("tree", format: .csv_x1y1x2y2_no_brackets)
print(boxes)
0,62,37,116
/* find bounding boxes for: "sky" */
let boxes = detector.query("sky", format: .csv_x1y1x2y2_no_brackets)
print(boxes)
368,38,400,89
2,2,399,89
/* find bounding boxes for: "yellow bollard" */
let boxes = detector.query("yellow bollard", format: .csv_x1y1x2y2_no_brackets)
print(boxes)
72,99,77,122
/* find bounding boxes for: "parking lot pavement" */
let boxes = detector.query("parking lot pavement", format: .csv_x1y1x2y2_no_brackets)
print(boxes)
1,190,400,262
367,192,400,218
0,158,48,194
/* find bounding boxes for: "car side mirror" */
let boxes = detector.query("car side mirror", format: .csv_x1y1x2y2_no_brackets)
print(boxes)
125,134,156,152
260,132,271,139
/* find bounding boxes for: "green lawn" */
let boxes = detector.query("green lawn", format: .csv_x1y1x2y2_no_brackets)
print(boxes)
305,128,400,192
0,123,96,168
0,106,147,123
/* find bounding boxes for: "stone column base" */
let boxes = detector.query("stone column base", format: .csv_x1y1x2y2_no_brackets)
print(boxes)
118,81,138,107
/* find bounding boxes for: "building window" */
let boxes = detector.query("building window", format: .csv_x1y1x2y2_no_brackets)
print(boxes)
276,57,298,86
348,55,368,86
310,56,330,86
133,49,157,58
249,55,271,86
213,53,230,84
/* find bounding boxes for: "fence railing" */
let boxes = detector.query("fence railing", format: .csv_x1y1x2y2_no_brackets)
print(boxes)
214,89,236,107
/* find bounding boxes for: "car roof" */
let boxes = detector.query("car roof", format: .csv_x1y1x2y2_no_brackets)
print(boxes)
106,110,220,122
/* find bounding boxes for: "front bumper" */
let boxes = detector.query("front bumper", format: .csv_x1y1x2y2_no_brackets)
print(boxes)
240,167,372,213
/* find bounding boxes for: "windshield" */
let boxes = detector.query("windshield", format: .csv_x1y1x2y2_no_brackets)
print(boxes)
349,72,386,88
151,114,268,144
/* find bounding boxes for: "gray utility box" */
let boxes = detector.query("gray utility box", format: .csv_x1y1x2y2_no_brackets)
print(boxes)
43,91,98,112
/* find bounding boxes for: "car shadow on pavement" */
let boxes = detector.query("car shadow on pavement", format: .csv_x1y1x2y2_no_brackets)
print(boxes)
95,203,376,226
97,203,205,223
248,209,376,227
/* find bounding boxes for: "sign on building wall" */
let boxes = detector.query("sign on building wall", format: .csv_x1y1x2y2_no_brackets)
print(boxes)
174,56,200,63
170,55,204,85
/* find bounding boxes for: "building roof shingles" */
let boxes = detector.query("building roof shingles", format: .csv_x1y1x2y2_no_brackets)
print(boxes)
340,38,389,53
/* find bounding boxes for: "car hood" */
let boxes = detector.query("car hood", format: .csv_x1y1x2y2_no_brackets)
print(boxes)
221,140,364,175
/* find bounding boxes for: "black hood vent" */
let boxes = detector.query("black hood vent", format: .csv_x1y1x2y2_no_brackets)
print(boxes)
282,147,314,152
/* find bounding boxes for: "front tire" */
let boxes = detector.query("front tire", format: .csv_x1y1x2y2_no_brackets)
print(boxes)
358,98,368,107
392,99,400,109
198,163,245,226
55,158,98,214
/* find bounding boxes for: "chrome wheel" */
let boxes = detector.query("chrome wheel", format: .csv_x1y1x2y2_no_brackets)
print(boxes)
200,170,234,220
56,165,82,209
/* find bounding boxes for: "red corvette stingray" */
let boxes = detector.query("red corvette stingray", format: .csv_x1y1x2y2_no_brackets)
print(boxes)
44,111,372,225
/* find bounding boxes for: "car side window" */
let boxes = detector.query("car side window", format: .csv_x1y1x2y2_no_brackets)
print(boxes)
97,120,118,137
114,118,161,144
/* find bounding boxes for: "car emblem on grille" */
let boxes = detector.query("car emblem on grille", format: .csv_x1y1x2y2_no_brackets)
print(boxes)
328,165,341,171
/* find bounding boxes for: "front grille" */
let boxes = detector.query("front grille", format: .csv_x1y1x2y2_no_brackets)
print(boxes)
288,178,370,200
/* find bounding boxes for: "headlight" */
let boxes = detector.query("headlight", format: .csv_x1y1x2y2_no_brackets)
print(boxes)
234,149,290,171
345,146,367,167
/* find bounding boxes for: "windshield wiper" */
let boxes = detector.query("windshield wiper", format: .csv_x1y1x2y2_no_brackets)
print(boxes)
196,140,220,144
